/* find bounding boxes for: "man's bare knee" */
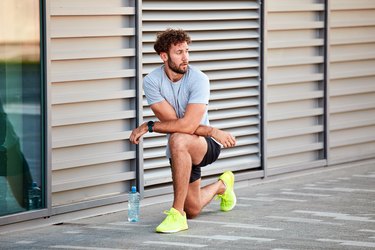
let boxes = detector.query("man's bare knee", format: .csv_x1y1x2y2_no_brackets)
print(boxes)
185,206,201,219
169,133,192,152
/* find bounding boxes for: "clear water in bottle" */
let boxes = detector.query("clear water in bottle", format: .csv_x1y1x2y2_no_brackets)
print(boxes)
128,185,140,222
28,182,41,210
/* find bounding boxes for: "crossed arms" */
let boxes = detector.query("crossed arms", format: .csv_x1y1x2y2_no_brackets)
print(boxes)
129,100,236,148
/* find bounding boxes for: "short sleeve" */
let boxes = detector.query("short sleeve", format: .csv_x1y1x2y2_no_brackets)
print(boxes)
143,74,164,105
188,73,210,105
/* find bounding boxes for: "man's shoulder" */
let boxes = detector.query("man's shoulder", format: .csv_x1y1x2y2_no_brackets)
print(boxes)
187,65,209,82
144,66,163,82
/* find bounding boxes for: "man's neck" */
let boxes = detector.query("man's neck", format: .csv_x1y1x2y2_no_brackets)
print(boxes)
164,67,184,83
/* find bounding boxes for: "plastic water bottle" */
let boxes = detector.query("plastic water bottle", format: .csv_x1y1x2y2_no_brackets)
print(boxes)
128,185,140,222
28,182,41,210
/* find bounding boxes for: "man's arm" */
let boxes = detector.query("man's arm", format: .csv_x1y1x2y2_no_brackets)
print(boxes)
129,100,236,147
153,103,205,134
129,101,205,144
194,125,236,148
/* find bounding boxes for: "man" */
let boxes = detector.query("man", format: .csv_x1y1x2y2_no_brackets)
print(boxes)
129,28,237,233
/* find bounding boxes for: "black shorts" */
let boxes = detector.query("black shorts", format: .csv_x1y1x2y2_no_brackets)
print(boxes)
169,137,221,183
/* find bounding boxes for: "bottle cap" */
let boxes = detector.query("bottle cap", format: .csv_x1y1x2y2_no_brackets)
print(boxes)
131,186,137,193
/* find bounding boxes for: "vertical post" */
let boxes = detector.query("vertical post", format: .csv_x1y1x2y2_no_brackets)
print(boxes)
135,0,144,198
260,0,268,179
43,0,52,216
324,0,331,166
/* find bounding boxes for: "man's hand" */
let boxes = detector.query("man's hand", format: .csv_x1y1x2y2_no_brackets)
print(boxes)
129,122,148,144
211,128,236,148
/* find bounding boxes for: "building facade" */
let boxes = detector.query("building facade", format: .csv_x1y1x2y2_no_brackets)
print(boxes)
1,0,375,226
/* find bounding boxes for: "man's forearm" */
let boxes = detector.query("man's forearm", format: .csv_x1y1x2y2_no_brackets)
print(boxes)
194,124,215,137
152,115,204,135
152,119,215,137
130,121,235,147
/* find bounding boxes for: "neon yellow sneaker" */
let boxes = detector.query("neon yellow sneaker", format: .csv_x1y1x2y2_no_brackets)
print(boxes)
155,207,188,233
217,171,236,211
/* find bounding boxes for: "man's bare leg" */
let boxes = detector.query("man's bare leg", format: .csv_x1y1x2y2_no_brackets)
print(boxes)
169,133,207,215
184,178,226,219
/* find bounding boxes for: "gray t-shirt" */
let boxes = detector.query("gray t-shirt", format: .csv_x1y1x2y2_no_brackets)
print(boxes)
143,65,210,158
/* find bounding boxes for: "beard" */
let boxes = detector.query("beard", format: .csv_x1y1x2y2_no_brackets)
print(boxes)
167,56,188,74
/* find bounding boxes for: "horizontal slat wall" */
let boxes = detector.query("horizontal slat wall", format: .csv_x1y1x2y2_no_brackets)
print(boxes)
142,0,261,196
264,0,326,174
328,0,375,164
49,0,137,212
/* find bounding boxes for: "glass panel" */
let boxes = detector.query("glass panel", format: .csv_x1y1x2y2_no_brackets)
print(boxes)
0,0,44,216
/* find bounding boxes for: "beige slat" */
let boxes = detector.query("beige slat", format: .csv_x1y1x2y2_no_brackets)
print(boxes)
331,135,375,148
268,125,324,140
267,21,324,31
52,89,136,105
53,131,132,149
268,39,324,49
52,110,136,126
331,19,375,28
331,36,375,45
143,11,259,21
51,69,136,82
268,56,323,67
330,85,375,97
142,20,259,32
52,151,136,171
268,108,323,122
330,101,375,114
51,28,135,38
331,51,375,62
268,91,324,104
52,48,136,60
268,4,324,12
142,30,259,43
51,7,135,16
267,73,323,86
330,68,375,80
52,172,136,193
143,1,259,11
331,1,375,10
331,118,375,131
268,143,324,158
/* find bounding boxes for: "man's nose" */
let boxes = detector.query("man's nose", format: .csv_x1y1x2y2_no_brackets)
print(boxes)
182,52,189,61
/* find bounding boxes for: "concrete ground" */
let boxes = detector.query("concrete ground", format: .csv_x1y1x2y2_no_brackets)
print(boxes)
0,160,375,250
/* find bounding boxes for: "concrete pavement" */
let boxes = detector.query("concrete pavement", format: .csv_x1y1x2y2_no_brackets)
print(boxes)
0,160,375,249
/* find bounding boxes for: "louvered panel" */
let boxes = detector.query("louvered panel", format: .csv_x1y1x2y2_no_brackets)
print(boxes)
142,0,261,196
265,0,326,173
329,0,375,164
49,0,137,209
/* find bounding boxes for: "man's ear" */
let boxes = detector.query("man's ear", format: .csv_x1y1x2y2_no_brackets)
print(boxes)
160,52,168,62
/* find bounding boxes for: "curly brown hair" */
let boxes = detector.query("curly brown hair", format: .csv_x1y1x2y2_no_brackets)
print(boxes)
153,28,191,55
